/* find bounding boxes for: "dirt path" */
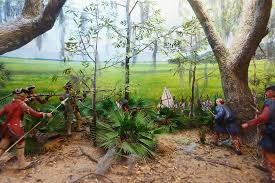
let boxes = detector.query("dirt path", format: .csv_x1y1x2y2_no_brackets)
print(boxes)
0,130,268,183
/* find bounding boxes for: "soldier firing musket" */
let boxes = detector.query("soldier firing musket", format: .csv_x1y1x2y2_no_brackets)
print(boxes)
0,88,53,170
25,85,52,105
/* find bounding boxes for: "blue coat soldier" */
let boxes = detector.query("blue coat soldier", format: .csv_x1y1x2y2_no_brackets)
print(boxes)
213,98,241,155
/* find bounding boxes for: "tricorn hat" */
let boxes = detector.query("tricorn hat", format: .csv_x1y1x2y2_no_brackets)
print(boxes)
13,88,28,94
26,85,36,90
121,99,128,106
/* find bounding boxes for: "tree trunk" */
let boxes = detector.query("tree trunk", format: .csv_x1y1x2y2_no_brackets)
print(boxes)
179,63,184,88
188,63,193,86
187,0,272,143
220,67,256,143
190,65,196,118
91,5,100,146
59,8,65,60
91,73,97,146
152,40,158,69
0,6,3,23
124,0,131,100
0,0,67,55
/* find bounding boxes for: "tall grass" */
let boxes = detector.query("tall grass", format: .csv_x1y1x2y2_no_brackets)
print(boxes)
0,57,274,106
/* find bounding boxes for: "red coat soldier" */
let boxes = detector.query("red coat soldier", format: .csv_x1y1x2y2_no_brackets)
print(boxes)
242,86,275,181
0,88,52,170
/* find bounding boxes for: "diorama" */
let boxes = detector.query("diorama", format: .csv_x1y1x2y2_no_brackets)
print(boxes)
0,0,275,182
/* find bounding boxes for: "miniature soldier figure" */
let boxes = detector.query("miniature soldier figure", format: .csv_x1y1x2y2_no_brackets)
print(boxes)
213,98,241,155
179,97,186,112
205,95,213,111
0,88,52,170
60,82,83,136
157,97,164,111
242,86,275,181
121,99,129,112
26,85,51,105
173,96,178,110
116,99,122,109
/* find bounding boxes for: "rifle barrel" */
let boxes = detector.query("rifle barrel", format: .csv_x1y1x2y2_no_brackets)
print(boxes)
35,94,62,97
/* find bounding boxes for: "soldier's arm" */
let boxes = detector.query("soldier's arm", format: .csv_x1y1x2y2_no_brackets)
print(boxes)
214,107,225,121
35,95,47,104
245,106,270,127
21,103,45,118
59,94,65,101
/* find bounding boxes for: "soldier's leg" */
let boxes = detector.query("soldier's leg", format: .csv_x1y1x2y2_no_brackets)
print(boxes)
64,112,72,136
0,138,10,157
212,132,220,145
16,140,33,170
74,111,83,132
262,150,275,181
232,135,242,155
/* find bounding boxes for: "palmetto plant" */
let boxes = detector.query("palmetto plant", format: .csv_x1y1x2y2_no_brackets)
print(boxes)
157,107,188,132
97,110,156,159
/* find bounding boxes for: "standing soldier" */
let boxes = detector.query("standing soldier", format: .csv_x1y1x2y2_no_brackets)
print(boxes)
242,86,275,181
179,97,186,113
60,82,83,136
0,88,52,170
213,98,242,155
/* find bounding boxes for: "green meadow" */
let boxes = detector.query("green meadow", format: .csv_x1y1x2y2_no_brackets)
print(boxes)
0,57,273,103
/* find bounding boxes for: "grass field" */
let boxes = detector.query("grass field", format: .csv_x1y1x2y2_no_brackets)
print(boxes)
0,57,274,104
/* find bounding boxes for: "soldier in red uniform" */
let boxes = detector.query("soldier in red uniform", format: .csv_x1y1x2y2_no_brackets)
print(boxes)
0,88,52,170
242,86,275,181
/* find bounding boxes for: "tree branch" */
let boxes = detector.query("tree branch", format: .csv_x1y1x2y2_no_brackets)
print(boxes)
129,1,139,16
0,0,67,55
129,25,182,59
230,0,272,69
187,0,228,65
22,0,43,17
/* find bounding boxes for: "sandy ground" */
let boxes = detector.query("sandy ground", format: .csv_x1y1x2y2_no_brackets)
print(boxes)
0,130,269,183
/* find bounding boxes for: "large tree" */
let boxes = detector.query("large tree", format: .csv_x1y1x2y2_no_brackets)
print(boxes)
0,0,66,55
187,0,272,142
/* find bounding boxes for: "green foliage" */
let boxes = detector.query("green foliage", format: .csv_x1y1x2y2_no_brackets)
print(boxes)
25,137,41,155
192,109,213,126
96,98,116,118
97,110,156,159
156,107,191,133
1,58,273,109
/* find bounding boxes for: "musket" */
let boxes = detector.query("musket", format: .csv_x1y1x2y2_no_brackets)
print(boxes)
250,104,259,113
4,98,69,153
29,94,63,97
207,108,215,116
